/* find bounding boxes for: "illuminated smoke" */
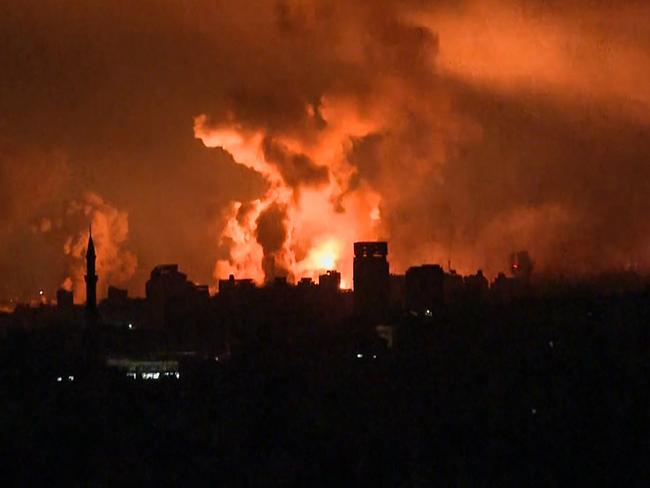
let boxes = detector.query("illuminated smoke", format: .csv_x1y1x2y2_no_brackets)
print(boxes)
3,0,650,300
195,95,385,284
64,193,137,302
213,200,265,281
37,193,137,303
192,2,454,284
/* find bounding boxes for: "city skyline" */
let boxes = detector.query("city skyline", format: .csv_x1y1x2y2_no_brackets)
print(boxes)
3,1,650,304
3,2,650,484
5,223,649,307
4,226,535,306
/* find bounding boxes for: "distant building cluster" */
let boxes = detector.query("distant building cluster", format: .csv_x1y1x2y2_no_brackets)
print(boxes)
4,231,645,381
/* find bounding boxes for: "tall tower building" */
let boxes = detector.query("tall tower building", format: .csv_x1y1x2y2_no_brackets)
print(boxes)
85,227,98,315
353,241,389,323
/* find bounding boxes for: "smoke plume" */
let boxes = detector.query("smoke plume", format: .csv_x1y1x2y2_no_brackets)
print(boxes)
32,193,138,303
2,0,650,298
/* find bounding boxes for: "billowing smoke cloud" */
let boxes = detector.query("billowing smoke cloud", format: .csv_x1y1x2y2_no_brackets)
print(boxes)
35,193,137,303
61,193,137,302
2,0,650,299
262,137,329,189
214,200,265,281
195,95,385,282
256,203,292,281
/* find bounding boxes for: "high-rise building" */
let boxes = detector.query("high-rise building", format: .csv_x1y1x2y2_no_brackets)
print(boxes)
85,227,98,316
353,241,389,323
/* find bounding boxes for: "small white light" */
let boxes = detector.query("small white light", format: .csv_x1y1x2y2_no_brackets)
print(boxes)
175,372,180,379
39,289,44,296
128,323,133,329
356,353,363,359
372,354,377,359
214,356,220,362
549,340,554,348
531,408,537,415
68,375,74,382
56,376,62,382
425,309,433,317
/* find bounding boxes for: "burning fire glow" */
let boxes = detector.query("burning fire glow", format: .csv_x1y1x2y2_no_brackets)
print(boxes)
304,238,341,272
195,97,384,285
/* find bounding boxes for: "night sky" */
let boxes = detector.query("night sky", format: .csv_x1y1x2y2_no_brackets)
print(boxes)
2,0,650,302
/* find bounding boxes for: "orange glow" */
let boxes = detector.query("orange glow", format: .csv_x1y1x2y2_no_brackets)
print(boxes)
5,0,650,301
417,1,650,111
60,193,137,303
195,96,384,285
305,238,341,272
316,250,335,270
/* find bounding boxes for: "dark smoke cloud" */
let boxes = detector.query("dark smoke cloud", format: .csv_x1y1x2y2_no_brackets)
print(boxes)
1,0,650,300
262,137,329,189
256,203,291,281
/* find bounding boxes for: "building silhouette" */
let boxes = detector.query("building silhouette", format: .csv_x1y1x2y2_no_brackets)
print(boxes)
464,269,489,302
491,272,515,303
389,274,406,313
218,274,255,295
145,264,210,349
56,288,73,311
405,264,445,314
318,270,341,294
353,241,389,323
99,286,136,329
84,227,98,316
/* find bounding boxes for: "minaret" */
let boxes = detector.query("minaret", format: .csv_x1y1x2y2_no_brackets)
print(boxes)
85,226,98,315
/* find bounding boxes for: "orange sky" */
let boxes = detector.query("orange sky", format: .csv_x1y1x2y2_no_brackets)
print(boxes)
2,0,650,301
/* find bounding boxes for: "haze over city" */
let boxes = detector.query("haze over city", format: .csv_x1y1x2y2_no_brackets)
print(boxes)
5,2,650,485
3,0,650,304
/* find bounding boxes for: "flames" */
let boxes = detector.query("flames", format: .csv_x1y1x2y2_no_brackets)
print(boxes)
195,97,384,285
299,237,342,276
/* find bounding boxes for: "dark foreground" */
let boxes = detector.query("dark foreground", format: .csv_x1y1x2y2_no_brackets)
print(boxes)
3,293,650,486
